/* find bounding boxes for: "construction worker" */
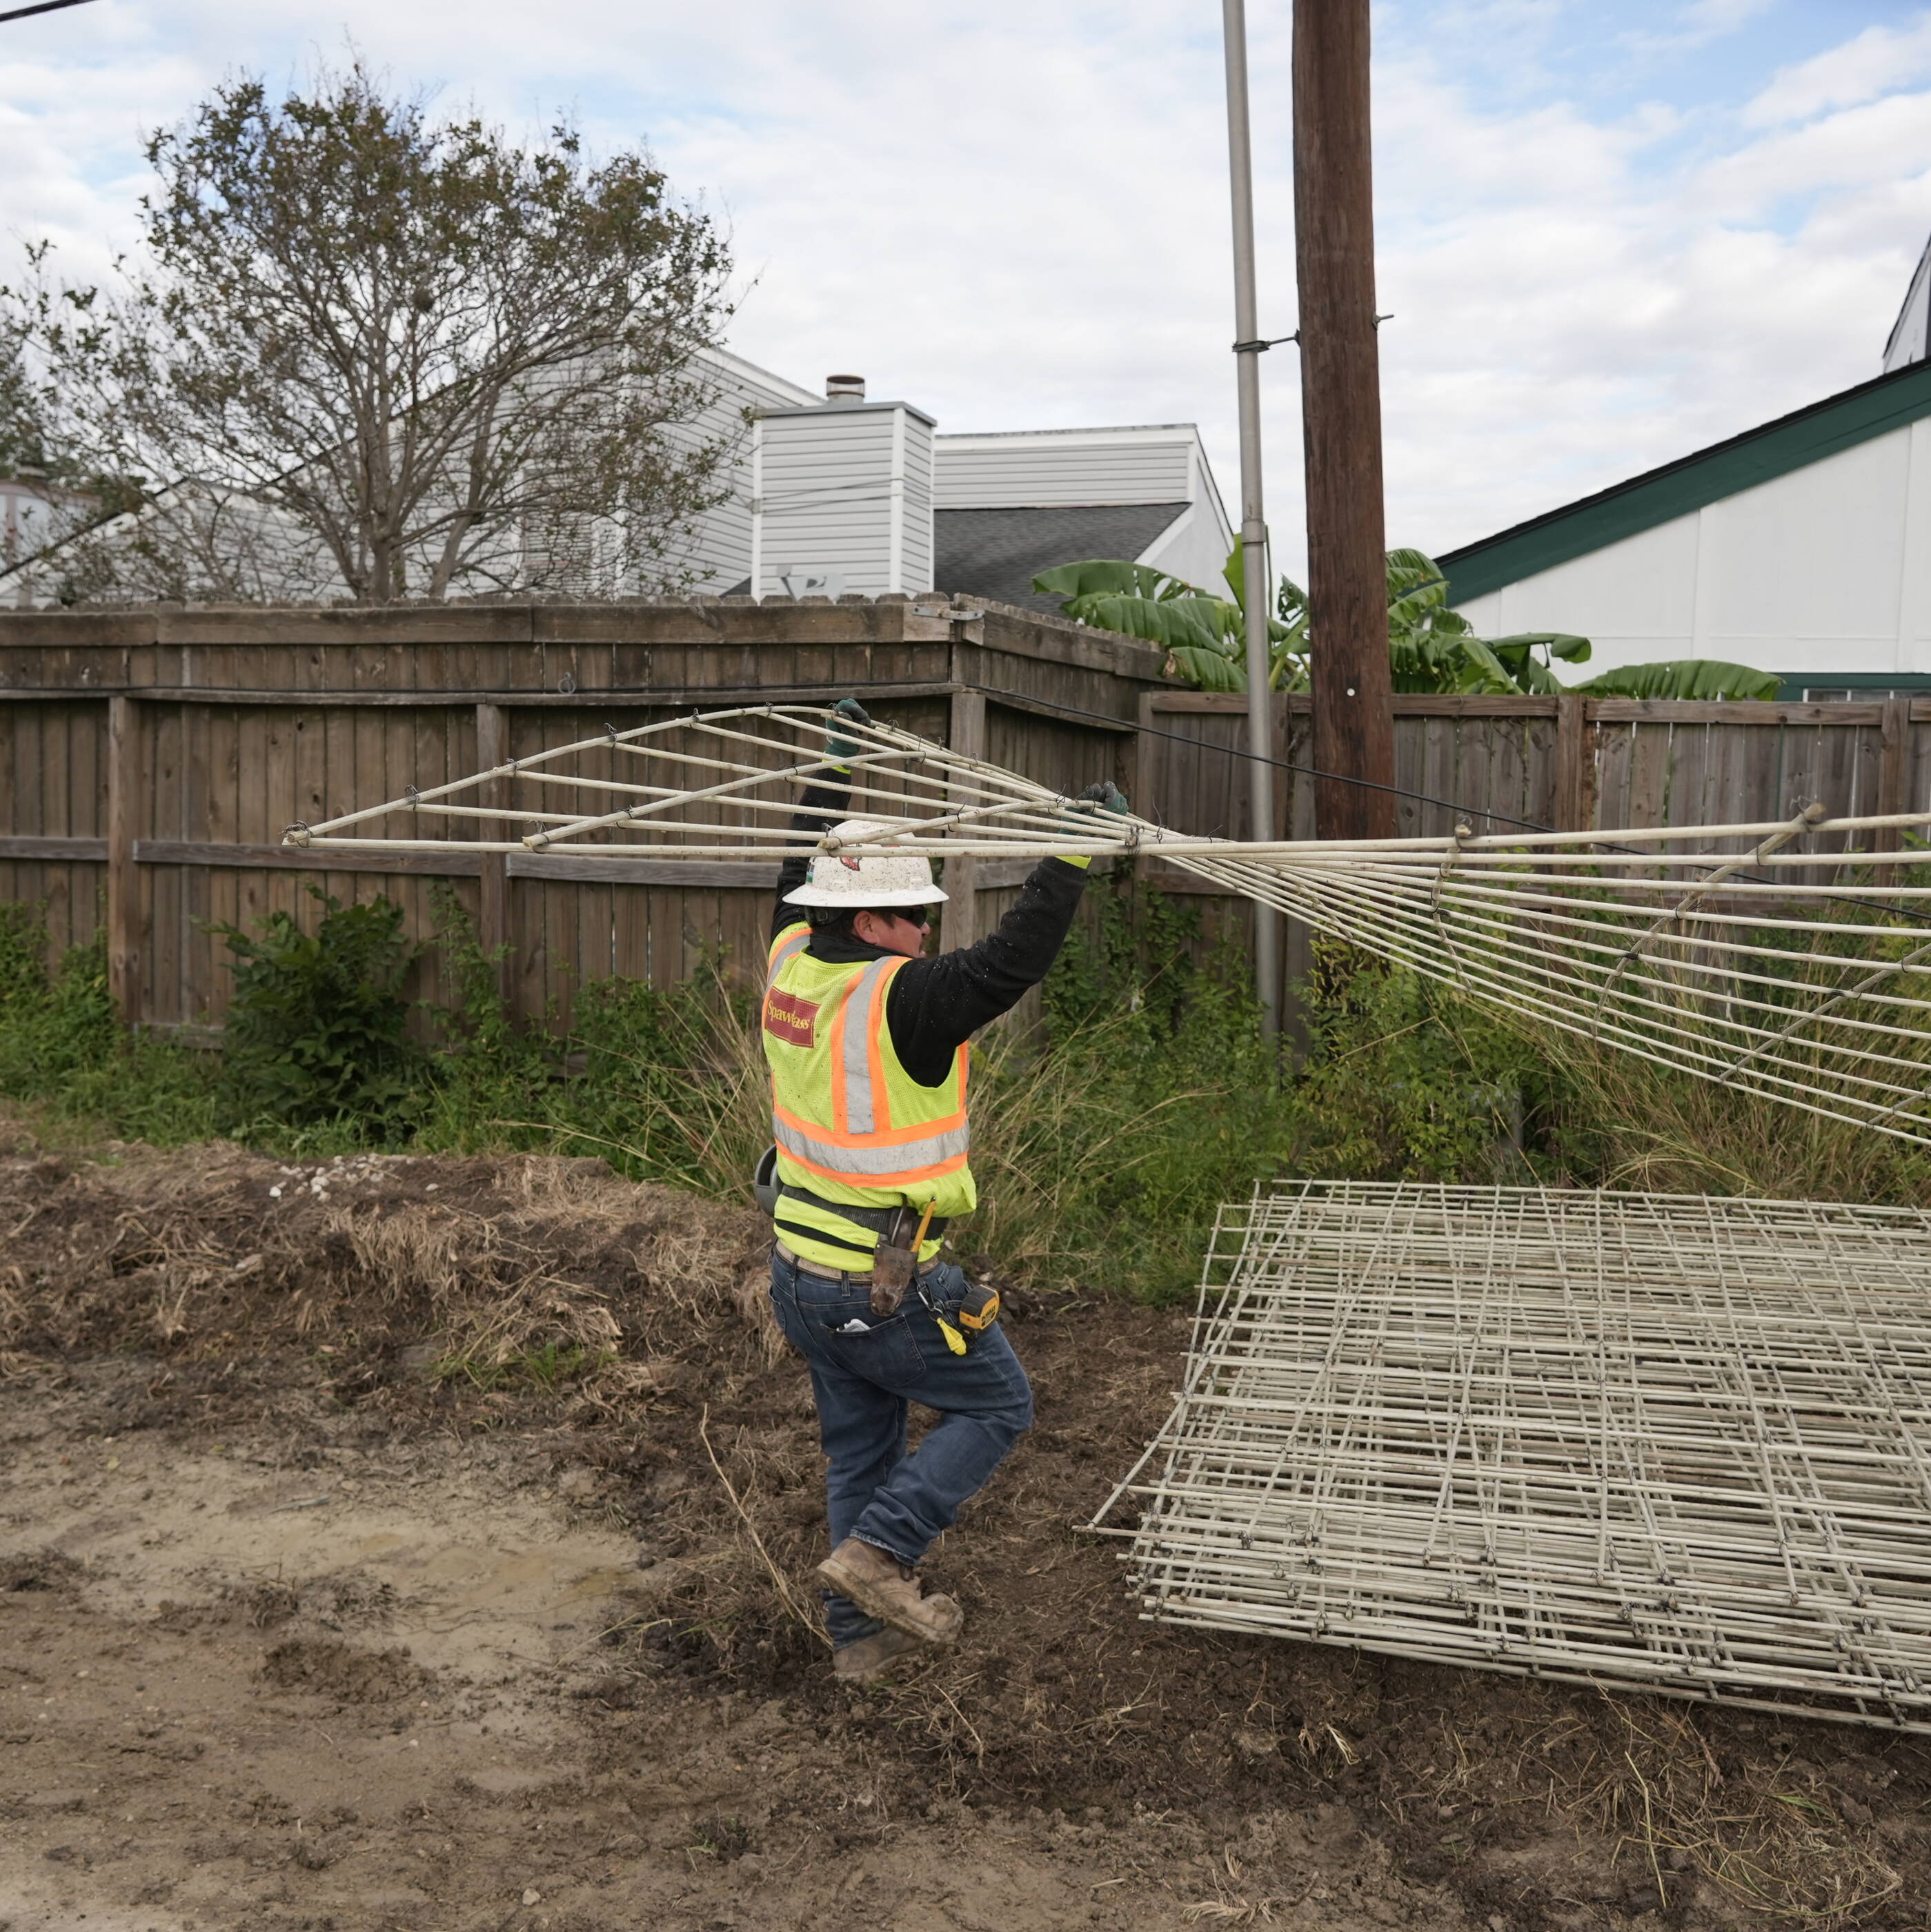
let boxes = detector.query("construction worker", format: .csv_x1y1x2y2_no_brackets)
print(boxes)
763,698,1126,1683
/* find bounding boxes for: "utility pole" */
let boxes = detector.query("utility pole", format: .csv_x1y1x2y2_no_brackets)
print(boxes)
1294,0,1397,841
1220,0,1280,1039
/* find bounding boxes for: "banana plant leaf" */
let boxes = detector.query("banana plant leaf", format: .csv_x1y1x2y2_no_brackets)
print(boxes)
1036,543,1773,707
1503,631,1593,664
1051,591,1236,656
1167,644,1246,693
1571,660,1781,701
1031,559,1201,602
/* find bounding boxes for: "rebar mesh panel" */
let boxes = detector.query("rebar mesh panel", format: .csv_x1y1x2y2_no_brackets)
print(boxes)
1091,1182,1931,1733
286,701,1931,1145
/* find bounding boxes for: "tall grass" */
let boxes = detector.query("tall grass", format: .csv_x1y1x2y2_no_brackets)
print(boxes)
5,883,1928,1299
0,884,1291,1299
1280,940,1931,1210
413,878,1296,1298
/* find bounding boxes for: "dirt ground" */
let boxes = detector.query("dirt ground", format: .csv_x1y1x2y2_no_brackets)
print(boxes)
3,1128,1929,1931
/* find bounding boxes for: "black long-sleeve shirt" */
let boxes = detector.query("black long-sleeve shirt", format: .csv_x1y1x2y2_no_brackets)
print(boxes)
771,780,1089,1087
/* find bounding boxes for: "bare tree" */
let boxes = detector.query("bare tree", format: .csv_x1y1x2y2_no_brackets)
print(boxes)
5,61,736,603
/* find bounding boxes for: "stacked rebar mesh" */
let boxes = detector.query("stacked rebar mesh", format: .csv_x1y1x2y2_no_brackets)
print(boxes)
1091,1182,1931,1731
284,701,1931,1145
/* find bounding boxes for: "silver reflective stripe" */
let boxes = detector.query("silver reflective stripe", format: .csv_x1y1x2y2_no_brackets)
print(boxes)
766,929,811,989
773,1116,971,1178
839,958,896,1136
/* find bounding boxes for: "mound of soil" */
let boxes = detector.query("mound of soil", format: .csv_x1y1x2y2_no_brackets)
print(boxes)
3,1125,1929,1931
0,1138,775,1393
260,1638,431,1703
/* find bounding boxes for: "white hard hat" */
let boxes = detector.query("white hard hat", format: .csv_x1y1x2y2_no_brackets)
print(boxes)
783,818,949,908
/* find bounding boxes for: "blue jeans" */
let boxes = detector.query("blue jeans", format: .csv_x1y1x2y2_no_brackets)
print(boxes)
769,1250,1033,1648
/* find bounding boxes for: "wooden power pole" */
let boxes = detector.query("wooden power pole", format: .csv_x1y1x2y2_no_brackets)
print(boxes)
1294,0,1397,842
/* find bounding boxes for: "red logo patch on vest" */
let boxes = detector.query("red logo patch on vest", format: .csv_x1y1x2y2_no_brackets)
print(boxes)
764,986,819,1047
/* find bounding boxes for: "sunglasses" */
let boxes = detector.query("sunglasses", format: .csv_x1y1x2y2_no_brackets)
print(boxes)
891,907,938,930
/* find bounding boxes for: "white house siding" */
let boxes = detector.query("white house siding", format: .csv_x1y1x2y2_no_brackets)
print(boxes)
898,410,935,593
1136,448,1238,589
933,428,1194,509
755,404,935,599
1452,419,1931,682
663,351,820,592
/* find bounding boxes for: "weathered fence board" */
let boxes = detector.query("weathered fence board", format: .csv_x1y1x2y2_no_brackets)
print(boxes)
4,596,1925,1034
0,598,1155,1029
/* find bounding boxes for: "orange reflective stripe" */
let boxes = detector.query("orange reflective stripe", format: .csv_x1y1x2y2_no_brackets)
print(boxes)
773,1096,966,1148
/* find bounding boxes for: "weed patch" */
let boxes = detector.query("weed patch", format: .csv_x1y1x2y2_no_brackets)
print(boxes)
8,875,1930,1305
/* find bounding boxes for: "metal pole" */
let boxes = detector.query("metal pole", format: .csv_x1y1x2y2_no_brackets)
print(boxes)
1222,0,1280,1041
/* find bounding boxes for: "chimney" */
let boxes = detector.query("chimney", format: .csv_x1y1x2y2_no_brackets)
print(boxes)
824,373,866,402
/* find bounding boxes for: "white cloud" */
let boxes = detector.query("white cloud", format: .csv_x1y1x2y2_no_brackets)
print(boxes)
1743,12,1931,126
1620,0,1778,58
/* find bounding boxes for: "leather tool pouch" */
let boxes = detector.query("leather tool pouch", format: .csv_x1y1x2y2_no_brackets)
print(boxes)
869,1206,918,1317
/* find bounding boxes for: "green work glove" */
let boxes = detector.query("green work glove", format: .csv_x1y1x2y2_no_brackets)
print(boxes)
1058,781,1130,869
824,697,872,767
1070,780,1129,817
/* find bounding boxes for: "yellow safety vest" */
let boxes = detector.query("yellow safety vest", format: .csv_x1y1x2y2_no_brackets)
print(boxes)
762,922,976,1273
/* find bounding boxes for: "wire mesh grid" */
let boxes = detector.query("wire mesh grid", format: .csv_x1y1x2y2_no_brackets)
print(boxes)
281,701,1931,1147
1090,1181,1931,1733
282,702,1143,861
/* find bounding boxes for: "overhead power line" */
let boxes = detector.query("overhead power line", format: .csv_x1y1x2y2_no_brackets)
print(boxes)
0,0,99,23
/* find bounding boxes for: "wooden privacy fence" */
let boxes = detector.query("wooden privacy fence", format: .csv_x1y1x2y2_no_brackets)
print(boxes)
0,597,1158,1032
1140,687,1931,998
1,593,1925,1032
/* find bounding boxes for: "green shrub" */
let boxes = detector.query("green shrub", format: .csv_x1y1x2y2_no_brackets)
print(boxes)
212,886,426,1143
1283,943,1574,1184
0,903,218,1143
0,903,117,1085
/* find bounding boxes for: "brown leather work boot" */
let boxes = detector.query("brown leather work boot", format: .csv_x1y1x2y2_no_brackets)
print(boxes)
817,1537,964,1646
831,1625,920,1684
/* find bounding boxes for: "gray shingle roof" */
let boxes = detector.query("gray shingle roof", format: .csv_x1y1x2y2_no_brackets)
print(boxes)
932,502,1189,612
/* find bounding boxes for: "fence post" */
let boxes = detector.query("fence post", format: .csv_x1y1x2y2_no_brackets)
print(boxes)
942,689,985,954
106,693,141,1027
1878,696,1912,851
1132,691,1161,876
474,702,512,1011
1554,693,1590,833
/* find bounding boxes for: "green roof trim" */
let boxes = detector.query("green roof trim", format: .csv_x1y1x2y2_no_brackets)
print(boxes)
1440,359,1931,604
1774,673,1931,699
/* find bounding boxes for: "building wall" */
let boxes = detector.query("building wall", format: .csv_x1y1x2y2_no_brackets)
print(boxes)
899,408,935,594
933,428,1195,509
1136,449,1237,589
753,404,935,599
1452,417,1931,682
664,351,820,593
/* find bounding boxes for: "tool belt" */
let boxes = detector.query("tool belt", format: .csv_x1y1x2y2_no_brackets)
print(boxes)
773,1238,942,1286
774,1184,950,1248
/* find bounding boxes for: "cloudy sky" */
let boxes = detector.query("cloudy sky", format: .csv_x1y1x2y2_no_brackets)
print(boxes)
3,0,1928,575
